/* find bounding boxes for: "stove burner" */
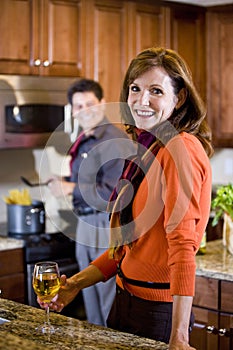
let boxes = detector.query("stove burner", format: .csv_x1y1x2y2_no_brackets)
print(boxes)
8,232,76,263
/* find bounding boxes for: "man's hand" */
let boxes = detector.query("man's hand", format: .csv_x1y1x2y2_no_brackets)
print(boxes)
48,177,75,197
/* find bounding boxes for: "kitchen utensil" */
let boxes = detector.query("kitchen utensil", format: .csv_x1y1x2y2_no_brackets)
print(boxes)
20,176,50,187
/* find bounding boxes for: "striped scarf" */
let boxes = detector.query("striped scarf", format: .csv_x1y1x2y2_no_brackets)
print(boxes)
108,130,161,259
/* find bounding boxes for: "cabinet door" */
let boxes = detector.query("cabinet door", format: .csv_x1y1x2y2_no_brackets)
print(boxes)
0,0,82,76
170,6,206,101
0,273,25,303
219,313,233,350
0,248,25,303
221,280,233,314
83,0,127,103
34,0,82,76
206,6,233,147
193,276,219,310
126,2,169,63
190,307,218,350
0,0,32,74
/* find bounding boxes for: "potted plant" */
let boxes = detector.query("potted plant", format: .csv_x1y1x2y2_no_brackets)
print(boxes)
211,183,233,254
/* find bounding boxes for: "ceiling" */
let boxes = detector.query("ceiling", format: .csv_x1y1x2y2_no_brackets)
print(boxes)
165,0,233,6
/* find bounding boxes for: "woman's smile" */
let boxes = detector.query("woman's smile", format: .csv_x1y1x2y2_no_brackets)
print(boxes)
135,109,155,118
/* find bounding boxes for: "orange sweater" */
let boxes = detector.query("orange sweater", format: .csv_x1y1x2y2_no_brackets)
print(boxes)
92,133,212,302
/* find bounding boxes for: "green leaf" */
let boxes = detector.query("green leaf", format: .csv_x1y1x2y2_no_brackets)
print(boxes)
211,183,233,225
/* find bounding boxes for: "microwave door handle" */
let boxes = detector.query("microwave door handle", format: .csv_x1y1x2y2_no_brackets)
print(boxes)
70,118,79,143
64,104,72,134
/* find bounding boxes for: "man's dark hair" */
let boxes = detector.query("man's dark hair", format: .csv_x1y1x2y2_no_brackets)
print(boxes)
67,78,103,104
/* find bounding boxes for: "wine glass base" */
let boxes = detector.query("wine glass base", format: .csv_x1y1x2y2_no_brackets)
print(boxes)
36,324,59,334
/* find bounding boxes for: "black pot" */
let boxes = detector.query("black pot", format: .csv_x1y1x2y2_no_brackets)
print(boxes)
7,200,45,235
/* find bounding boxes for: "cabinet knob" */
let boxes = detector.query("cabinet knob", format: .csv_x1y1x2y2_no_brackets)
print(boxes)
43,60,50,67
218,328,227,336
206,325,218,334
34,59,41,66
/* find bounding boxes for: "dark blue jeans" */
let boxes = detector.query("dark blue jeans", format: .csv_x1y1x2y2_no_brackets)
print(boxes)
107,285,195,344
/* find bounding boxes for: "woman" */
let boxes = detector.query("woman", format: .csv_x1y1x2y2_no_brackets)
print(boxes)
39,48,213,350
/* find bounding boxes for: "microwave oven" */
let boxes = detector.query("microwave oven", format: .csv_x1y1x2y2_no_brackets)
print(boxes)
0,75,76,149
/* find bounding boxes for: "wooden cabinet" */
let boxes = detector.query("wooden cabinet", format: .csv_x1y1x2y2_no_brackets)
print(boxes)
0,0,82,76
5,0,231,115
0,0,31,75
206,5,233,148
0,248,25,303
191,307,219,350
86,1,207,103
190,276,233,350
169,5,206,101
83,1,172,103
0,0,209,103
125,2,169,63
82,0,127,103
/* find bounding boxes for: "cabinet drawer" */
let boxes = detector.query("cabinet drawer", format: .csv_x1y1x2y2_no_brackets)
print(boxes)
193,276,219,309
0,272,25,301
221,281,233,313
190,306,218,350
0,248,24,276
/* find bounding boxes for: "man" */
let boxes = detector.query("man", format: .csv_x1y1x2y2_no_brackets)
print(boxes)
48,78,135,326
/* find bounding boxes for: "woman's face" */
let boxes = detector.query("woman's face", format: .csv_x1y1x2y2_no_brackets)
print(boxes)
127,66,183,130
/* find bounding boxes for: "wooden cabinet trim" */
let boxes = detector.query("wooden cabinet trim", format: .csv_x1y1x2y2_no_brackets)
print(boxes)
221,280,233,313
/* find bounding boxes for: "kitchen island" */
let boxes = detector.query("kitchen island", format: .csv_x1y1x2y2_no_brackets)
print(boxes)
0,298,168,350
0,236,233,349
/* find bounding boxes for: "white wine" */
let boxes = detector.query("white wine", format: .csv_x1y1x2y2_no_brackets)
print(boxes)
33,273,60,303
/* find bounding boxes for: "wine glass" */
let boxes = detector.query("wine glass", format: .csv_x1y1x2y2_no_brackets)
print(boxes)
32,261,60,334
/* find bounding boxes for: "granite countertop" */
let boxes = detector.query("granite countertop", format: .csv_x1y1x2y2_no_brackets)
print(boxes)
0,222,24,251
195,239,233,282
0,298,168,350
0,236,24,251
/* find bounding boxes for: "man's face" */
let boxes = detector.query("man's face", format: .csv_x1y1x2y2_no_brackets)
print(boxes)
72,91,105,132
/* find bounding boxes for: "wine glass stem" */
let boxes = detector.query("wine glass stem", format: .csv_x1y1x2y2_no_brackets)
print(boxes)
45,306,51,327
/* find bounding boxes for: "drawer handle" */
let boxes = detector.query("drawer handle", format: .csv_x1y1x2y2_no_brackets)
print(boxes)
206,326,231,338
206,325,218,335
34,59,41,66
193,322,206,329
218,328,227,336
43,60,50,67
218,328,231,338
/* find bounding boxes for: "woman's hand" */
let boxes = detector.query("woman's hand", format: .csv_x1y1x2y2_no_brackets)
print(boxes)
37,274,80,312
169,341,196,350
37,265,105,312
168,295,196,350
